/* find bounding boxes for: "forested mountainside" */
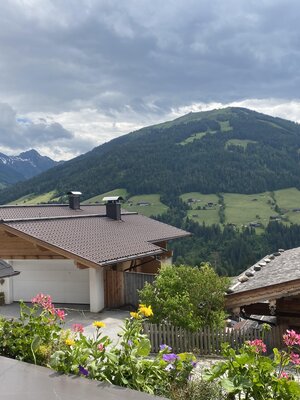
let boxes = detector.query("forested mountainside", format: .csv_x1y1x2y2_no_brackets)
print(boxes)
0,149,59,187
1,107,300,204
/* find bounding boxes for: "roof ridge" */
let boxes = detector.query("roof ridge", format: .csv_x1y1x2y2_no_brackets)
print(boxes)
0,203,108,209
1,211,138,223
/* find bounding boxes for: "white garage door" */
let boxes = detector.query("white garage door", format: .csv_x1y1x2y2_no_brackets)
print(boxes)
12,260,90,304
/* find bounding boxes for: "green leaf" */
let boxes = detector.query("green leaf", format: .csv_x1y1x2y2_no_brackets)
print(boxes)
136,338,151,357
220,377,237,393
31,335,41,352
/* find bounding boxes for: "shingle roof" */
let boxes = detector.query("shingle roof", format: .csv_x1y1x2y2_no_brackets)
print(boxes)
1,205,190,266
0,204,107,220
228,247,300,295
0,259,20,278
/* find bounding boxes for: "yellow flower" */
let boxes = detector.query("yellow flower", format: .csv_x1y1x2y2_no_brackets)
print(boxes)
130,311,140,319
93,321,106,328
65,338,75,346
138,305,153,317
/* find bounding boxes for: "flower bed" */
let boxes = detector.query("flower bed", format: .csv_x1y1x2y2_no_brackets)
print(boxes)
1,294,300,399
0,295,196,398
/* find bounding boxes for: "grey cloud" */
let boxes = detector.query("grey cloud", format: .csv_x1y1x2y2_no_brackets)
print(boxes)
1,0,300,116
0,0,300,158
0,103,73,150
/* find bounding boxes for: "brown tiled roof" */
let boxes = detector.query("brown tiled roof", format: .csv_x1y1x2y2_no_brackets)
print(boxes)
228,247,300,295
0,204,107,220
1,206,190,266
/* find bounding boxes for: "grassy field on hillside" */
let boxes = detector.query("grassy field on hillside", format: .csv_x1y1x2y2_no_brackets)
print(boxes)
6,186,300,227
179,131,207,145
9,190,57,205
83,188,128,204
180,188,300,228
223,192,274,227
180,193,219,225
225,139,257,149
123,194,168,217
219,120,232,132
274,188,300,224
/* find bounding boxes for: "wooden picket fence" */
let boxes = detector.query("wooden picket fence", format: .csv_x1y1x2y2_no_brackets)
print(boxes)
143,323,286,355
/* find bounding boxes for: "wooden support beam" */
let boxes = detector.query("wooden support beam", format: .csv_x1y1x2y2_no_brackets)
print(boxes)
3,231,17,238
1,224,100,269
35,244,49,252
76,262,89,270
226,279,300,309
243,303,271,316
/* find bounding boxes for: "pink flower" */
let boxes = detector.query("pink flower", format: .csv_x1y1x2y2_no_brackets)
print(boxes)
31,293,54,313
72,323,84,333
98,344,104,351
283,330,300,347
247,339,267,353
280,371,290,380
55,308,66,321
290,352,300,365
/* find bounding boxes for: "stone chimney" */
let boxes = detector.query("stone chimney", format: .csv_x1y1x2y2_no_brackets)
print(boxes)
103,196,123,220
67,191,82,210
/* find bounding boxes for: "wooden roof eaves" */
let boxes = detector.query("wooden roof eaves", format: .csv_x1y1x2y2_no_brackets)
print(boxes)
1,224,100,270
225,278,300,309
0,223,166,269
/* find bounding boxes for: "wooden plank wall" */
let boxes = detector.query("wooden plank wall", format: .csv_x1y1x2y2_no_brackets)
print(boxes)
104,270,125,308
124,272,155,307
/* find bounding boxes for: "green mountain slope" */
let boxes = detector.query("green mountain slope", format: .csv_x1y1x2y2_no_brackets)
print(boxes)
1,107,300,204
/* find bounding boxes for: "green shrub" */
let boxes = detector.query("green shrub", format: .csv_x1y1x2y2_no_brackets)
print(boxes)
0,298,197,397
0,294,64,365
139,264,229,331
170,378,225,400
50,304,197,396
204,330,300,400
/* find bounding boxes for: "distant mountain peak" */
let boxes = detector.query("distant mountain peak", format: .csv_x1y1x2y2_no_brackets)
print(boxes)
0,149,59,187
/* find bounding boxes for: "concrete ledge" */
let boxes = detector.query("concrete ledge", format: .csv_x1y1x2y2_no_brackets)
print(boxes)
0,356,166,399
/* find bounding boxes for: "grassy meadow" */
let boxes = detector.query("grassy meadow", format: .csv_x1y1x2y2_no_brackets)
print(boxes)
9,190,58,205
123,194,168,217
82,188,129,204
180,188,300,228
6,186,300,228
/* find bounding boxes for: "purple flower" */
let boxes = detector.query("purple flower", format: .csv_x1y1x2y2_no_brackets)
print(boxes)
79,365,89,376
191,361,197,368
127,340,133,346
160,344,172,351
162,353,178,363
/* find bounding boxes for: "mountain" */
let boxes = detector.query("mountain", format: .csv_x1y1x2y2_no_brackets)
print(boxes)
0,149,60,187
1,107,300,204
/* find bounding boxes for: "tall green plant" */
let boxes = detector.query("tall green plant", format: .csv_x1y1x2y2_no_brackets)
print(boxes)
205,330,300,399
0,294,64,365
139,264,229,331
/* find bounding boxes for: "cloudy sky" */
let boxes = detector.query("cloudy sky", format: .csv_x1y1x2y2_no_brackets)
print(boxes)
1,0,300,160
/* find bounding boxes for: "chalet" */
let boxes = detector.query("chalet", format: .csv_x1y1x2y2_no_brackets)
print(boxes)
225,247,300,330
136,201,151,206
249,222,261,228
0,193,190,312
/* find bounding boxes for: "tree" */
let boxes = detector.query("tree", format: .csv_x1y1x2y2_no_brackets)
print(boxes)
139,264,229,331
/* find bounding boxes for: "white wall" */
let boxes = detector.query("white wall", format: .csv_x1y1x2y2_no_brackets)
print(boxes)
9,259,90,304
89,267,105,312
